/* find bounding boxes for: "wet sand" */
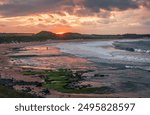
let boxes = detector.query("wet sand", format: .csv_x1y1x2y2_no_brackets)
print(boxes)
0,40,100,97
0,39,150,98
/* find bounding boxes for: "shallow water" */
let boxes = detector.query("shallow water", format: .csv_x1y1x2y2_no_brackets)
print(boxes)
9,45,95,71
9,39,150,97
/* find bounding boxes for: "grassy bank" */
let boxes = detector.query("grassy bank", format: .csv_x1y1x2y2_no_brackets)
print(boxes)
22,69,115,94
0,85,36,98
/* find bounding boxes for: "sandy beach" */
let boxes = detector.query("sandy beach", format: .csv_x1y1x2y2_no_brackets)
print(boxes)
0,40,103,98
0,39,150,98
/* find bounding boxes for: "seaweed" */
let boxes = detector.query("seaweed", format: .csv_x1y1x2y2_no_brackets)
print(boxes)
23,69,115,94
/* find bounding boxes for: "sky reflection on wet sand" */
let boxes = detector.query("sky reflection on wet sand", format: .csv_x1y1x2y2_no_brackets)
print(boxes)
10,45,96,71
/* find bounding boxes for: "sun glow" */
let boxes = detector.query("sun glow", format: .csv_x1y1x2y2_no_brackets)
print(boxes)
56,32,65,35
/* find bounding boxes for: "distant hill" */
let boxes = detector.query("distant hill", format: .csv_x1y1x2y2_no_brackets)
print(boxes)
0,31,57,43
34,31,84,39
60,32,83,39
34,31,57,39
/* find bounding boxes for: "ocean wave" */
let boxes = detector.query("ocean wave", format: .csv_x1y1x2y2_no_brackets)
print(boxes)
134,49,150,54
55,40,150,64
113,40,150,54
125,65,150,71
114,45,150,54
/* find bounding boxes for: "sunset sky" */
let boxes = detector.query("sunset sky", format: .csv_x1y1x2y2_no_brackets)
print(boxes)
0,0,150,34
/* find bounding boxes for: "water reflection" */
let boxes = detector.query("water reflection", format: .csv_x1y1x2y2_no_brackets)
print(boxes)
10,46,95,71
11,46,61,56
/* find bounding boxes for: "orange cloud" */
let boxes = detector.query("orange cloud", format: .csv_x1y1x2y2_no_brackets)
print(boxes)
0,1,150,34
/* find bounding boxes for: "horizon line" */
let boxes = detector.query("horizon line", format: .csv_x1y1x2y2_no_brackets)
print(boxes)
0,31,150,35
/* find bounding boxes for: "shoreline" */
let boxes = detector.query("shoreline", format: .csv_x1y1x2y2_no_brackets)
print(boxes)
0,39,150,98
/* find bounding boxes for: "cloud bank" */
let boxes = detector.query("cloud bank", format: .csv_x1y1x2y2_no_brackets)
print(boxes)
0,0,149,17
0,0,150,34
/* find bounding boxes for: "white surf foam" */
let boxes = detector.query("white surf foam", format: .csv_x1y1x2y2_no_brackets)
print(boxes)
53,39,150,64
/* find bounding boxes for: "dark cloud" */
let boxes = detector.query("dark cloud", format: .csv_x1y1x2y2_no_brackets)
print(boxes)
0,0,149,17
82,0,150,12
82,0,139,12
0,0,74,17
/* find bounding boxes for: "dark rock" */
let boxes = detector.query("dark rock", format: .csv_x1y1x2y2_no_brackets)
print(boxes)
36,83,43,87
41,88,50,95
22,87,32,93
0,78,14,87
94,74,109,77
